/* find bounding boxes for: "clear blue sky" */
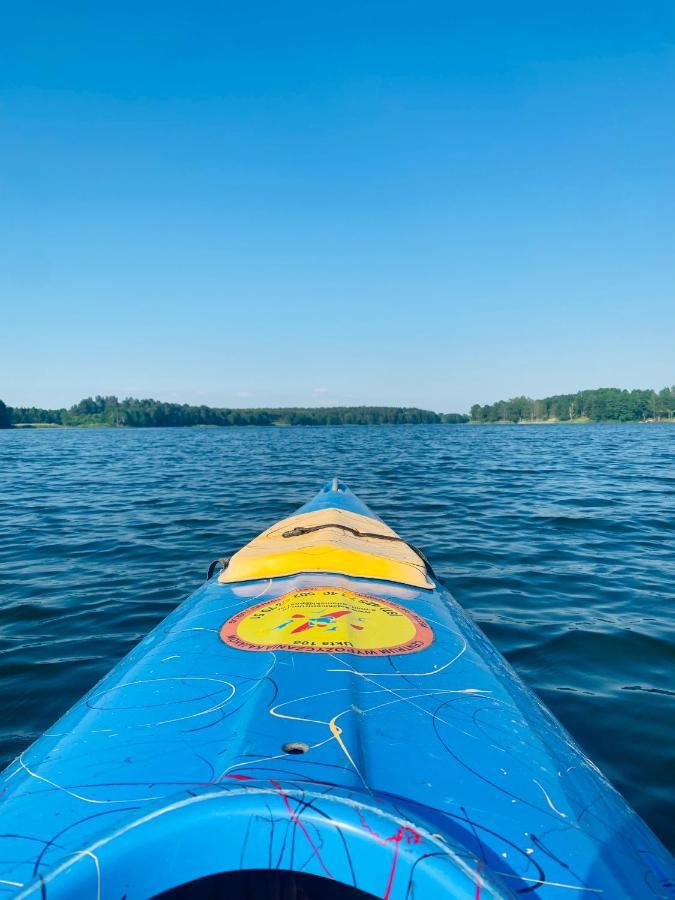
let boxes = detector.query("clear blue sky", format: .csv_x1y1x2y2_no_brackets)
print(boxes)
2,2,674,412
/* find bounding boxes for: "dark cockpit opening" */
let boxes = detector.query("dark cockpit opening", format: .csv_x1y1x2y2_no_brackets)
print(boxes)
153,869,378,900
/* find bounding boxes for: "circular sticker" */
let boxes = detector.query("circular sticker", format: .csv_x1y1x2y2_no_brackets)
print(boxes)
220,586,434,656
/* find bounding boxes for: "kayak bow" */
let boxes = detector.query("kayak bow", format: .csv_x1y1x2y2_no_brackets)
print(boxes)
0,480,672,899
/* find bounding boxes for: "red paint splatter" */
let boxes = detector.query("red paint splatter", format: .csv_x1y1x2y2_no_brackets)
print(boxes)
475,860,483,899
225,773,253,781
356,811,421,900
271,779,334,880
383,835,402,900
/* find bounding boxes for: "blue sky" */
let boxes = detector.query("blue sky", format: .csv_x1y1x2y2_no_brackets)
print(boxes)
2,2,674,412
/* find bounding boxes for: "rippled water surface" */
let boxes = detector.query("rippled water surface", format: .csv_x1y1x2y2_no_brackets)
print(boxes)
0,425,673,850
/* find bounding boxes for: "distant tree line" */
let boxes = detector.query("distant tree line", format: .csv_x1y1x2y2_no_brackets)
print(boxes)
5,388,674,429
470,387,675,423
4,396,469,427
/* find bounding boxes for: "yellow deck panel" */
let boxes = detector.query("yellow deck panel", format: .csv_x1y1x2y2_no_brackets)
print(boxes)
218,507,433,589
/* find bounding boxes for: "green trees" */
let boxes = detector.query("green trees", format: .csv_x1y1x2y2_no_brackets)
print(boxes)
8,398,469,427
470,387,675,423
440,413,471,424
7,388,675,428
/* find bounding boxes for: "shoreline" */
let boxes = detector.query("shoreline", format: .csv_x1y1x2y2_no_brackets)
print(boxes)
6,419,675,430
470,418,675,425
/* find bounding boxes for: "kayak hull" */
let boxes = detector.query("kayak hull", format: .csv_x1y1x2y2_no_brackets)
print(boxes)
0,482,672,898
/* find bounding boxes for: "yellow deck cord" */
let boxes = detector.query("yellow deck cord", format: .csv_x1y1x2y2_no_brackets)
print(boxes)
218,507,433,589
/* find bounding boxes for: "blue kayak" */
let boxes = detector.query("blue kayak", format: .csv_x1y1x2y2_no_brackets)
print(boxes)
0,480,672,898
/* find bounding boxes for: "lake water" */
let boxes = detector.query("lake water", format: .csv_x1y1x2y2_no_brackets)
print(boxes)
0,424,673,851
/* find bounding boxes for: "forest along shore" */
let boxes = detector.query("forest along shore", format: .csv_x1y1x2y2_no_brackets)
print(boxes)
470,386,675,423
2,385,674,428
0,398,468,428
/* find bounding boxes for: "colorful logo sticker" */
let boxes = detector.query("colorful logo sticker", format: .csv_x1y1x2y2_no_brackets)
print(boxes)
220,586,434,656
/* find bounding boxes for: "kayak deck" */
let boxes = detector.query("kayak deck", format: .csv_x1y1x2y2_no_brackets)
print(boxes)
0,481,672,898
